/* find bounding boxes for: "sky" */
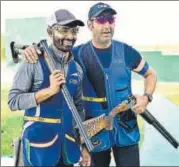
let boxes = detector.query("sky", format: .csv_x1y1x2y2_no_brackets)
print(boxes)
1,1,179,45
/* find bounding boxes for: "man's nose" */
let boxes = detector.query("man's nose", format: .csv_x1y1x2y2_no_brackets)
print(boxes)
65,32,74,39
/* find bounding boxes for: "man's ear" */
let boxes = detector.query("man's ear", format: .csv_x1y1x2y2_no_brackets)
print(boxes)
87,20,93,31
47,27,53,37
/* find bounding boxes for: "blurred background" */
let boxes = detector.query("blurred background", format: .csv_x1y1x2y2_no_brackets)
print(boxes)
1,1,179,166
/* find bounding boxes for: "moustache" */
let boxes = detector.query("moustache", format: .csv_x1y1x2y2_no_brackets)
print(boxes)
101,28,113,34
58,38,76,46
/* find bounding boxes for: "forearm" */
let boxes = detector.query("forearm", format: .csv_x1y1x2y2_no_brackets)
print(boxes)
8,91,37,111
144,68,157,95
35,87,56,104
8,87,56,111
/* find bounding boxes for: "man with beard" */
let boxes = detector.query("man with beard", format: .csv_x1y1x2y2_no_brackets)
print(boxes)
8,9,91,167
18,2,157,167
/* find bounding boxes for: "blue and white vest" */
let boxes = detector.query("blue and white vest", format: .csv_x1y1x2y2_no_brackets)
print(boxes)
22,55,81,166
76,40,140,152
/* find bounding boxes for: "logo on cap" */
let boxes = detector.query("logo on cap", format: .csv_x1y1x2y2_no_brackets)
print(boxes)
98,4,108,8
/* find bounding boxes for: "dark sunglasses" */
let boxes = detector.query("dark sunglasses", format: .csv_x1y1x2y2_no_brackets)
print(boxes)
91,15,115,24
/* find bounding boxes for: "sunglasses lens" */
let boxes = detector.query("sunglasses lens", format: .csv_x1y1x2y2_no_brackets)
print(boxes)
95,16,115,24
109,17,115,24
95,17,104,24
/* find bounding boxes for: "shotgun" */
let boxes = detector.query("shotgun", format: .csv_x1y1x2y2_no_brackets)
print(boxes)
10,41,179,150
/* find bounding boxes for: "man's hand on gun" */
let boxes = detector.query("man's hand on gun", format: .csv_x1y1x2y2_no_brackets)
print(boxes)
132,95,149,114
22,45,40,63
49,70,66,95
80,146,91,167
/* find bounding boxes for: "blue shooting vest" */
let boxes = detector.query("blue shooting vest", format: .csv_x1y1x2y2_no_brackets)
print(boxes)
22,54,81,166
77,41,140,152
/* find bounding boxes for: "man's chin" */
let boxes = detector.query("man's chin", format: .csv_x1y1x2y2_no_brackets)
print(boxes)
61,46,73,52
100,38,112,45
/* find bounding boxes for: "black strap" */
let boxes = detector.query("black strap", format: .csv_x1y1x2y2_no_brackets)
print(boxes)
80,44,108,109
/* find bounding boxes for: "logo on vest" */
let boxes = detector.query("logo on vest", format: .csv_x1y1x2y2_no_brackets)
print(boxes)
71,73,78,76
69,79,78,85
92,140,102,147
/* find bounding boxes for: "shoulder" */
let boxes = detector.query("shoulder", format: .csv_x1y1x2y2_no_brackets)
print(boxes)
124,43,140,55
72,44,84,57
122,42,142,69
123,42,141,58
11,60,42,86
72,42,90,54
17,60,41,75
18,61,35,72
72,42,90,63
113,40,125,45
74,61,83,80
113,40,139,53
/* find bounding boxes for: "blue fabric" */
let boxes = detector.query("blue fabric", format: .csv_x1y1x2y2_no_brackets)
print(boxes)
22,53,81,166
124,44,142,69
76,40,140,151
137,61,149,76
73,43,142,70
93,45,112,68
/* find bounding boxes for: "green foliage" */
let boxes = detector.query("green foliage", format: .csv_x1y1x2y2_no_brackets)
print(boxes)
1,34,5,61
1,116,23,155
1,87,23,155
134,51,179,82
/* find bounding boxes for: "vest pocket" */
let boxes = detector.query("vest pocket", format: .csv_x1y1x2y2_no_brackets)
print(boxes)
117,110,137,131
91,130,111,152
115,84,129,103
29,134,58,148
22,123,61,167
63,133,81,165
114,118,140,146
118,119,137,132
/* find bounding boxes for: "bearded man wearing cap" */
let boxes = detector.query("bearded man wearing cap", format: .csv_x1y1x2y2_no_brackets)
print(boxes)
20,2,157,167
8,9,91,167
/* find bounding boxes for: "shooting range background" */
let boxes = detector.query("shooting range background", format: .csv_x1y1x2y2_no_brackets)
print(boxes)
1,1,179,166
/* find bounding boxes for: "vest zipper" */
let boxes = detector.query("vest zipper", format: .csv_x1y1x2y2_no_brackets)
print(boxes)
105,74,112,110
105,73,114,147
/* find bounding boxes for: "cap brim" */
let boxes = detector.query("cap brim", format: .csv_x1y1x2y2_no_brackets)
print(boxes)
92,8,117,18
57,19,85,27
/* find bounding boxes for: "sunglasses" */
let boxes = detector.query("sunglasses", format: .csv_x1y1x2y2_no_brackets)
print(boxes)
52,26,79,35
91,15,115,25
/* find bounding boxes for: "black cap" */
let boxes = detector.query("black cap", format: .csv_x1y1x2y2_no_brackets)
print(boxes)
47,9,85,27
88,2,117,19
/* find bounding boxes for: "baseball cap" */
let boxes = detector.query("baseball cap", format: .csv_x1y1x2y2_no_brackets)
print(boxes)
47,9,85,27
88,2,117,19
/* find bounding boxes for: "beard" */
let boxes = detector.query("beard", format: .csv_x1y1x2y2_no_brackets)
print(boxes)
97,28,114,45
53,37,76,52
98,32,113,45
